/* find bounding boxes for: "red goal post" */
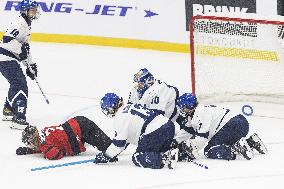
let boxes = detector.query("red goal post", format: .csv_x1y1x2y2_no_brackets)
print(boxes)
189,15,284,104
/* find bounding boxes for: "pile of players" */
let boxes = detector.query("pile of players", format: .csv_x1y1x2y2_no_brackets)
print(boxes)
15,67,268,169
1,0,267,170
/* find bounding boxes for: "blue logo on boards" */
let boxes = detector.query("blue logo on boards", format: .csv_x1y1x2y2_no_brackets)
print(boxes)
4,1,159,18
144,9,159,18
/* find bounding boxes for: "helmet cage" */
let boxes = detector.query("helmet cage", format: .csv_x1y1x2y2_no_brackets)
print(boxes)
133,68,154,95
22,125,40,150
19,0,40,20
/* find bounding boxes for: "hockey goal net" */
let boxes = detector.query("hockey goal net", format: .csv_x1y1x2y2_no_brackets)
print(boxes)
190,15,284,104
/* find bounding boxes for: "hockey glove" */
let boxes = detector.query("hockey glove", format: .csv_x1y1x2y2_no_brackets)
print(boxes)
26,63,38,80
19,43,30,61
94,152,118,164
16,147,39,155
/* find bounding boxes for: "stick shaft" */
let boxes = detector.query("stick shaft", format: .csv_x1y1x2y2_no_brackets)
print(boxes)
26,61,50,104
34,76,49,104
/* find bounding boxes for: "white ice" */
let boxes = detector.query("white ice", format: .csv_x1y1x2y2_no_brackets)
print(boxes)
0,43,284,189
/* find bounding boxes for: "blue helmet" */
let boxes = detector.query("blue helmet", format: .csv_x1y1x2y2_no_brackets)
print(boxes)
100,93,123,118
19,0,40,20
133,68,154,96
177,93,198,110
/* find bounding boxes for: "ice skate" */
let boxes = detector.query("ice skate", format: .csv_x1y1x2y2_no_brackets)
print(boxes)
162,148,179,169
10,116,29,130
247,133,268,154
2,107,14,121
232,137,254,160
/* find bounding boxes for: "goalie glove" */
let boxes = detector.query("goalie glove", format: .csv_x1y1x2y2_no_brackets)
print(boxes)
26,63,38,80
93,152,118,164
16,147,40,155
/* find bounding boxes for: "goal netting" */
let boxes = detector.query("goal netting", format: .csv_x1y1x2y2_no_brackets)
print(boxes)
190,15,284,104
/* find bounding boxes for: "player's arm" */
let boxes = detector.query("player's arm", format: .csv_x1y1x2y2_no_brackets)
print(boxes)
40,144,65,160
3,22,31,59
190,110,210,149
1,28,24,57
16,147,41,155
94,120,129,164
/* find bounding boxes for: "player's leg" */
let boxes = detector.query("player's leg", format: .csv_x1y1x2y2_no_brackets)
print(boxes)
204,114,253,160
0,60,28,129
74,116,112,151
132,121,178,169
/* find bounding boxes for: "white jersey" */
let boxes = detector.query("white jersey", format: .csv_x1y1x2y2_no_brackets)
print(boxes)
128,79,179,122
0,14,32,63
176,105,240,154
105,103,169,158
190,105,236,141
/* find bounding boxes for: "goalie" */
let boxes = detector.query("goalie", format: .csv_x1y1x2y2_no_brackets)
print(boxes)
16,116,112,160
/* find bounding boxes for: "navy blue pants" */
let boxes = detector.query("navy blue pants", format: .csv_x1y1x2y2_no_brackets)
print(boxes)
0,60,28,119
204,114,249,160
132,121,175,169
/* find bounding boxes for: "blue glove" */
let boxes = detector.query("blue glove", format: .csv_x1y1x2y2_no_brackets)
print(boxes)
94,152,118,164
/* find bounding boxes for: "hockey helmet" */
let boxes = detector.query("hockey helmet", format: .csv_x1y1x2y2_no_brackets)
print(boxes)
22,125,40,150
19,0,40,20
177,93,198,114
133,68,154,96
100,93,123,118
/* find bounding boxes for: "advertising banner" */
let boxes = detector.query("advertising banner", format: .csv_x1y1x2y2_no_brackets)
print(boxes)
0,0,282,53
0,0,186,43
185,0,256,31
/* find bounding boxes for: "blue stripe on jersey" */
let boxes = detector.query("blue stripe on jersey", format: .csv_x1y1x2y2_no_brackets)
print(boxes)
182,126,196,135
2,36,14,43
215,109,230,132
140,113,158,136
151,109,165,115
196,131,209,139
113,139,127,148
0,47,19,61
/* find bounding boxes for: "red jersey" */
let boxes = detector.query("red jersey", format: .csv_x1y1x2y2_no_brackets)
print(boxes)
39,118,86,160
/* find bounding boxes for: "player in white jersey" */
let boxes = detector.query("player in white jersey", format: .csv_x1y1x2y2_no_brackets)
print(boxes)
127,68,193,152
176,93,268,161
127,68,179,122
0,0,40,129
93,93,179,169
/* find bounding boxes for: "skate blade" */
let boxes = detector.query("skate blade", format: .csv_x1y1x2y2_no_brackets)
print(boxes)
2,116,13,121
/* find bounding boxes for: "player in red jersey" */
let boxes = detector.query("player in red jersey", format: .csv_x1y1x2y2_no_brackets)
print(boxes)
16,116,112,160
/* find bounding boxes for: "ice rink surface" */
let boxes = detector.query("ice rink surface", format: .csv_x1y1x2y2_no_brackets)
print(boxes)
0,43,284,189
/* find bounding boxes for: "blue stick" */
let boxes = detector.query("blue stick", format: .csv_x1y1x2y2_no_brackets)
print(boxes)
31,158,95,171
189,159,209,170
